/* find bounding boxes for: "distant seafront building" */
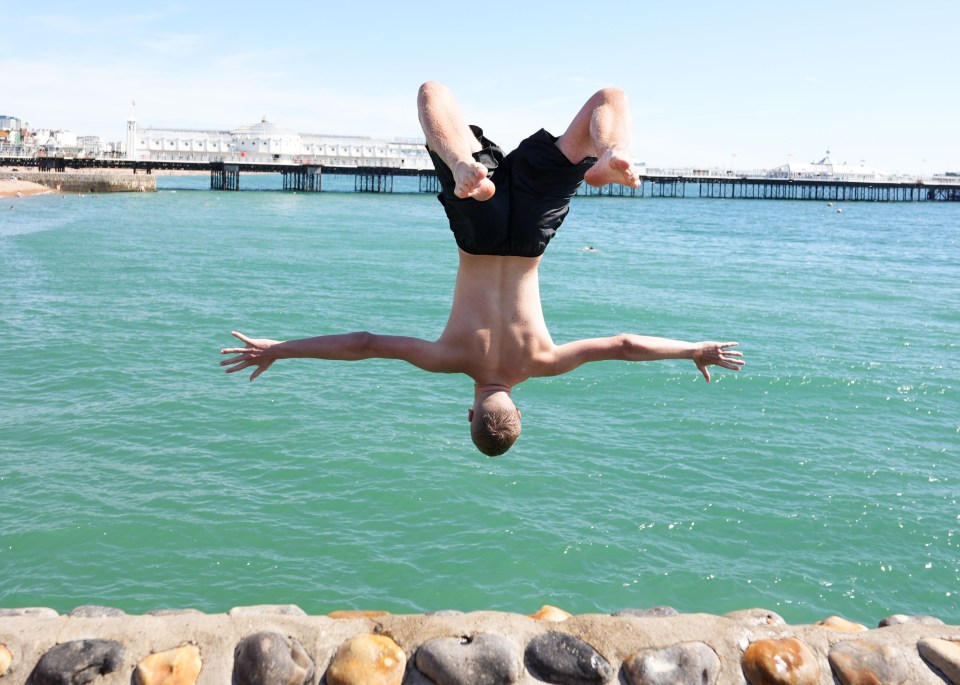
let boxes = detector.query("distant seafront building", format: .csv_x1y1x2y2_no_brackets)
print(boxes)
0,114,23,147
0,115,120,156
125,116,433,169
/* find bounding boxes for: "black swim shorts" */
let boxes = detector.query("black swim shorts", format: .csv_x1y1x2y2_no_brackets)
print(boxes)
428,125,595,257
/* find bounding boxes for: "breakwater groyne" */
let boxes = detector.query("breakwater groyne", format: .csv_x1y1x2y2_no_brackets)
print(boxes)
8,171,156,194
1,605,957,684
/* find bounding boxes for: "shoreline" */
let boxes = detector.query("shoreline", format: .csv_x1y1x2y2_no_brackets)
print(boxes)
0,179,54,198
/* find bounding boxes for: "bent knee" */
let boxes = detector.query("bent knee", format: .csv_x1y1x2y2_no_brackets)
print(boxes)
418,80,449,104
594,86,628,105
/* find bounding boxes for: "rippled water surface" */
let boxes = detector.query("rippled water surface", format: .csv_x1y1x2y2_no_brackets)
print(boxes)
2,177,957,623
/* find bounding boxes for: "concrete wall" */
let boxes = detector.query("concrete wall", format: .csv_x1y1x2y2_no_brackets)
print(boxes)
9,171,156,193
1,605,958,685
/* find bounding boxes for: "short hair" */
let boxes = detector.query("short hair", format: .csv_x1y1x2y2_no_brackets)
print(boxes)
471,406,521,456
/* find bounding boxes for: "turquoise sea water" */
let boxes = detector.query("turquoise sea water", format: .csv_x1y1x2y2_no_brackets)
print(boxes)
2,176,957,625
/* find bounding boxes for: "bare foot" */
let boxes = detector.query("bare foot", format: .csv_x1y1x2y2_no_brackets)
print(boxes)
454,160,496,201
584,149,641,188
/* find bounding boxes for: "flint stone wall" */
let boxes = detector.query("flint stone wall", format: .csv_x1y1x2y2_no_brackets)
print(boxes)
9,172,156,193
1,605,958,685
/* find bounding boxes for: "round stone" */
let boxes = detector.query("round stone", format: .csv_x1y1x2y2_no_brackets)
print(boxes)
416,633,521,685
524,632,613,685
232,632,314,685
724,609,786,626
612,606,679,618
145,609,205,617
918,638,960,684
0,644,12,677
742,638,819,685
817,616,868,632
327,610,390,620
828,640,909,685
228,605,306,617
29,639,125,685
623,641,721,685
878,613,944,627
134,645,202,685
0,608,58,618
68,606,126,618
529,605,572,622
325,634,405,685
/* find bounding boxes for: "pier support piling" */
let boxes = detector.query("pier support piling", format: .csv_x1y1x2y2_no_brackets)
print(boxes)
354,167,394,193
210,163,240,191
282,166,322,192
418,172,440,194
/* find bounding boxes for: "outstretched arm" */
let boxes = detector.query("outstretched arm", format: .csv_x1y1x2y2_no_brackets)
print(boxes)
543,334,744,382
220,330,460,381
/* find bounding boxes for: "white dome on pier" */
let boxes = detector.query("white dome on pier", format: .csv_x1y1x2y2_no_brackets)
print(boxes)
230,117,302,156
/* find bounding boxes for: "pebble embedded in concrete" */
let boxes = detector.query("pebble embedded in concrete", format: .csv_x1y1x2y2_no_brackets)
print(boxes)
917,638,960,684
232,632,314,685
725,608,786,626
325,634,405,685
0,609,57,618
133,645,202,685
523,632,613,685
327,610,390,620
742,637,819,685
827,639,909,685
528,605,572,622
816,616,868,632
611,606,678,618
66,606,125,619
878,614,944,627
0,644,12,678
27,639,125,685
622,641,721,685
228,605,307,618
416,633,522,685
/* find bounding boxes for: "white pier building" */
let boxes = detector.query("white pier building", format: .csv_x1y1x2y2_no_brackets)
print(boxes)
125,117,433,170
765,154,888,182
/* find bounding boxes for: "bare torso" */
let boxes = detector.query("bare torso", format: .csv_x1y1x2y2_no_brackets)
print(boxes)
436,250,556,387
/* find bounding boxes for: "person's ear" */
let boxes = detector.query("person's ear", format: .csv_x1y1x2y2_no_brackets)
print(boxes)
468,409,475,422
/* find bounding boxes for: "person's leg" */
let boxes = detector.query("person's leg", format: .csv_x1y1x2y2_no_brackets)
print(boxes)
555,87,641,189
417,81,496,201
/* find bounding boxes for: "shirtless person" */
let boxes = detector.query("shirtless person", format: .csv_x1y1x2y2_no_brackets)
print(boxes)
221,81,744,456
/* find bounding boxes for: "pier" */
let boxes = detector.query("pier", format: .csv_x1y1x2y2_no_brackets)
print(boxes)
653,174,960,202
2,156,958,201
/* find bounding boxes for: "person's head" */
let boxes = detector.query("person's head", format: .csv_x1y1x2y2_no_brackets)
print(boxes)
468,391,521,457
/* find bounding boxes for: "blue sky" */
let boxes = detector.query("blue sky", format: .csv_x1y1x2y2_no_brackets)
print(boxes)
3,1,957,174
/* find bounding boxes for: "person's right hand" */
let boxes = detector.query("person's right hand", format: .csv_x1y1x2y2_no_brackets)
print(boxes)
692,341,744,382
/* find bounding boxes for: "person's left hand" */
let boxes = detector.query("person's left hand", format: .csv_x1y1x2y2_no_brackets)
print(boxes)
220,331,281,381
